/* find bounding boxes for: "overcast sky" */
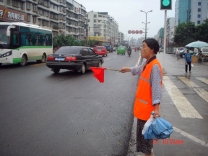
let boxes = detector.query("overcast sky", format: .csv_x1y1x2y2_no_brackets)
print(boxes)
77,0,176,39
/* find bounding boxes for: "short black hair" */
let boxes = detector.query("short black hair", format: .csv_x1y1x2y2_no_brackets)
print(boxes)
143,38,159,54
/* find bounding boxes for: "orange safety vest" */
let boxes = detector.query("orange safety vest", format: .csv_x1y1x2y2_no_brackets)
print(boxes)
134,58,163,121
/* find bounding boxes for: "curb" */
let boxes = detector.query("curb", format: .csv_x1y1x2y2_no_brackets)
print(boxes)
127,54,146,156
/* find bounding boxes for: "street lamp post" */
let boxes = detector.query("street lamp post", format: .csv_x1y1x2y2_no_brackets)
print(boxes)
140,10,152,39
86,11,93,46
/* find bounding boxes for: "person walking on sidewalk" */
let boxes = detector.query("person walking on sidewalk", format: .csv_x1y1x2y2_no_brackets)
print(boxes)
184,49,192,73
119,38,163,156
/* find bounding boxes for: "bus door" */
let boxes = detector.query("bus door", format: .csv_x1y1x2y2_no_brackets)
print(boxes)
10,29,22,61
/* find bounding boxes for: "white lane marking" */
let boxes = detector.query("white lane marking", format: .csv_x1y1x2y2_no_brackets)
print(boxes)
135,55,141,66
173,126,208,148
163,76,203,119
196,77,208,85
178,76,208,104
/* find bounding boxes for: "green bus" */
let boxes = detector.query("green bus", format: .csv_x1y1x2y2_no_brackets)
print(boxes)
0,22,53,66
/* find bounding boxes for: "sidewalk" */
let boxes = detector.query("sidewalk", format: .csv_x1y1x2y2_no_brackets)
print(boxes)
127,52,208,156
157,52,208,76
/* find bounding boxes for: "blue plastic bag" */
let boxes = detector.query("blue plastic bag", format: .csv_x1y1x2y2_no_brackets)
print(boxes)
144,117,173,140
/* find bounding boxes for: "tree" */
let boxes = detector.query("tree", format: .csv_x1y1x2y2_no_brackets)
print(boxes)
53,34,81,47
88,40,96,47
195,19,208,43
174,22,196,47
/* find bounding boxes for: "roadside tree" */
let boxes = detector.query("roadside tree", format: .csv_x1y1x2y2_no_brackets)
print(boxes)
195,19,208,43
174,22,196,47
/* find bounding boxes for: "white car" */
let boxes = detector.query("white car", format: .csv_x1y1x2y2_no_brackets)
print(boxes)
200,47,208,56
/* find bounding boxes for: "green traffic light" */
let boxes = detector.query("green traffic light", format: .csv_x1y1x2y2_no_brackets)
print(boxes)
162,0,170,6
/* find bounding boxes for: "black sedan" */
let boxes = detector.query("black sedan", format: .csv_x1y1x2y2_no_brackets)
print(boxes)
46,46,104,74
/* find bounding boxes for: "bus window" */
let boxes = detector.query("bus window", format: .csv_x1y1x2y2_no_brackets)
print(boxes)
21,34,26,46
0,25,10,44
0,34,9,44
12,33,19,45
47,34,52,46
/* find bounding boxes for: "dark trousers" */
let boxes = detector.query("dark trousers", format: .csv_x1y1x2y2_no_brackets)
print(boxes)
185,62,191,72
136,119,153,155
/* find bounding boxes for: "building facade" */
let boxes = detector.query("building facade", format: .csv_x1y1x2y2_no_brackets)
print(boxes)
87,11,119,45
175,0,208,26
166,17,175,44
0,0,86,40
118,32,124,45
155,28,164,47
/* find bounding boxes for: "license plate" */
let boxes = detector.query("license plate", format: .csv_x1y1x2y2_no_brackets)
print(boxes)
55,58,65,61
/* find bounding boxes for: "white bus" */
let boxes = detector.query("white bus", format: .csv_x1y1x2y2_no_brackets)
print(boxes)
0,22,53,66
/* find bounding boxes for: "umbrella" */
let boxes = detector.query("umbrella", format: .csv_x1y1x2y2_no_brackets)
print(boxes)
143,117,173,140
185,41,208,48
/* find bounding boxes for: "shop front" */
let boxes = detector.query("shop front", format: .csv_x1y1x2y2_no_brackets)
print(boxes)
0,5,27,22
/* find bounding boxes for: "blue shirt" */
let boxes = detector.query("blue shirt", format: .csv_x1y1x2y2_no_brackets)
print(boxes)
184,53,192,62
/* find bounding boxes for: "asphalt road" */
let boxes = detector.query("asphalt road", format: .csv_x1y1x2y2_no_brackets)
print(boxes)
0,50,140,156
1,51,208,156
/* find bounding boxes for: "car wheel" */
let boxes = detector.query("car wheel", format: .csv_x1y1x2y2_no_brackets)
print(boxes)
80,63,86,74
52,68,60,74
21,55,27,66
0,63,2,66
106,53,108,57
41,53,46,63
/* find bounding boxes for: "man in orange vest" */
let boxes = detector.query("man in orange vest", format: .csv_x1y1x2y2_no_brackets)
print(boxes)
120,38,162,156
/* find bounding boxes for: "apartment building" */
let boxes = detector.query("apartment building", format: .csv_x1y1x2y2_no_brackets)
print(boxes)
0,0,86,40
155,28,164,47
175,0,208,26
166,17,175,44
87,12,119,45
118,32,124,45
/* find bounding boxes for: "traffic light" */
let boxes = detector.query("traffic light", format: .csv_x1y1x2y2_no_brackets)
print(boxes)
160,0,172,10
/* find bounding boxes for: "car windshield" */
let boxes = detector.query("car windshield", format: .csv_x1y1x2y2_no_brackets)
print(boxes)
95,46,104,49
102,42,110,46
178,47,184,50
0,25,10,45
55,47,80,54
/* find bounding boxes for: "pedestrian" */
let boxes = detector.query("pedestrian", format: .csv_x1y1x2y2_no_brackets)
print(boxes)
119,38,163,156
184,49,192,73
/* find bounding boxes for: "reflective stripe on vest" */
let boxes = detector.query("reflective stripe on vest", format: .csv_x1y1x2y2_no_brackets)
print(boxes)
134,58,162,121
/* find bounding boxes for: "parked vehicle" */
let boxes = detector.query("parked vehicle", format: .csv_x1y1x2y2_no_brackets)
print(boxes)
200,47,208,56
102,42,113,52
117,46,126,55
46,46,104,74
113,47,117,51
93,46,107,57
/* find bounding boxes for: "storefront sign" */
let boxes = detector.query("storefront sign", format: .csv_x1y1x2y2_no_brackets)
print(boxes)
0,6,27,22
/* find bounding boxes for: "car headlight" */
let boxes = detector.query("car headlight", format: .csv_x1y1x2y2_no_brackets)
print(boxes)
0,51,12,58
